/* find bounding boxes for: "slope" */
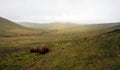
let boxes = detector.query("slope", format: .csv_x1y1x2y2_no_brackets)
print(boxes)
0,21,120,70
0,17,38,37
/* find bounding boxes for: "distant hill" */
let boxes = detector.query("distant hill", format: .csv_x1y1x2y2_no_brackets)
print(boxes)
0,17,24,29
18,22,120,31
0,17,33,37
1,17,120,37
18,22,51,29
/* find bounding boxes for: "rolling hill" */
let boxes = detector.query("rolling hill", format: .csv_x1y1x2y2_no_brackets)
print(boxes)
18,22,120,30
18,21,120,38
0,17,41,37
0,17,26,36
0,17,120,70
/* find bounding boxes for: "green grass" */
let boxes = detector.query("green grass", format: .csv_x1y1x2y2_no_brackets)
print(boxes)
0,31,120,70
0,17,120,70
30,33,120,70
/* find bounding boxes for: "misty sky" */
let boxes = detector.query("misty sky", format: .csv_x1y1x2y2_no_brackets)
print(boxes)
0,0,120,24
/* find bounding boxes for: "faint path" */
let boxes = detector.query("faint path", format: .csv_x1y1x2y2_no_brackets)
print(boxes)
25,63,36,70
25,58,41,70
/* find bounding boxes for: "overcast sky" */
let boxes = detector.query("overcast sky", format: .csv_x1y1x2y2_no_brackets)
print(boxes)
0,0,120,24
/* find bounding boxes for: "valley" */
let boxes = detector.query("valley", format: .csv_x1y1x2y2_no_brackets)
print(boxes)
0,17,120,70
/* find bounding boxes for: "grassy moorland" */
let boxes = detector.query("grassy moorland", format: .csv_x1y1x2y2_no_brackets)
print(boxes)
0,17,120,70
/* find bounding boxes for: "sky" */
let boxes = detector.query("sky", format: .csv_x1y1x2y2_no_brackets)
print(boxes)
0,0,120,24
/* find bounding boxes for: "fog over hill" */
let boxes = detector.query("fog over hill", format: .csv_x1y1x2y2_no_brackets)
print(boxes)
0,0,120,23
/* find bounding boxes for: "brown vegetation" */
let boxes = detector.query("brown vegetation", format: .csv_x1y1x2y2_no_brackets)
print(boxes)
30,45,50,54
30,47,38,53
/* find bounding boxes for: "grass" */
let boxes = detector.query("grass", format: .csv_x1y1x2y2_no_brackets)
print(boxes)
32,33,120,70
0,17,120,70
0,31,120,70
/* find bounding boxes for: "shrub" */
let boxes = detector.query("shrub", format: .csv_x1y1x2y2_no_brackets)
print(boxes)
30,45,50,54
38,45,50,54
30,47,38,53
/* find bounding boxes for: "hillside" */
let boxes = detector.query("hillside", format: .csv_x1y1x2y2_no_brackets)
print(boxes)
30,29,120,70
18,22,51,29
18,22,120,37
0,17,40,37
0,17,120,70
0,17,24,29
18,22,120,30
0,17,25,36
0,24,120,70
